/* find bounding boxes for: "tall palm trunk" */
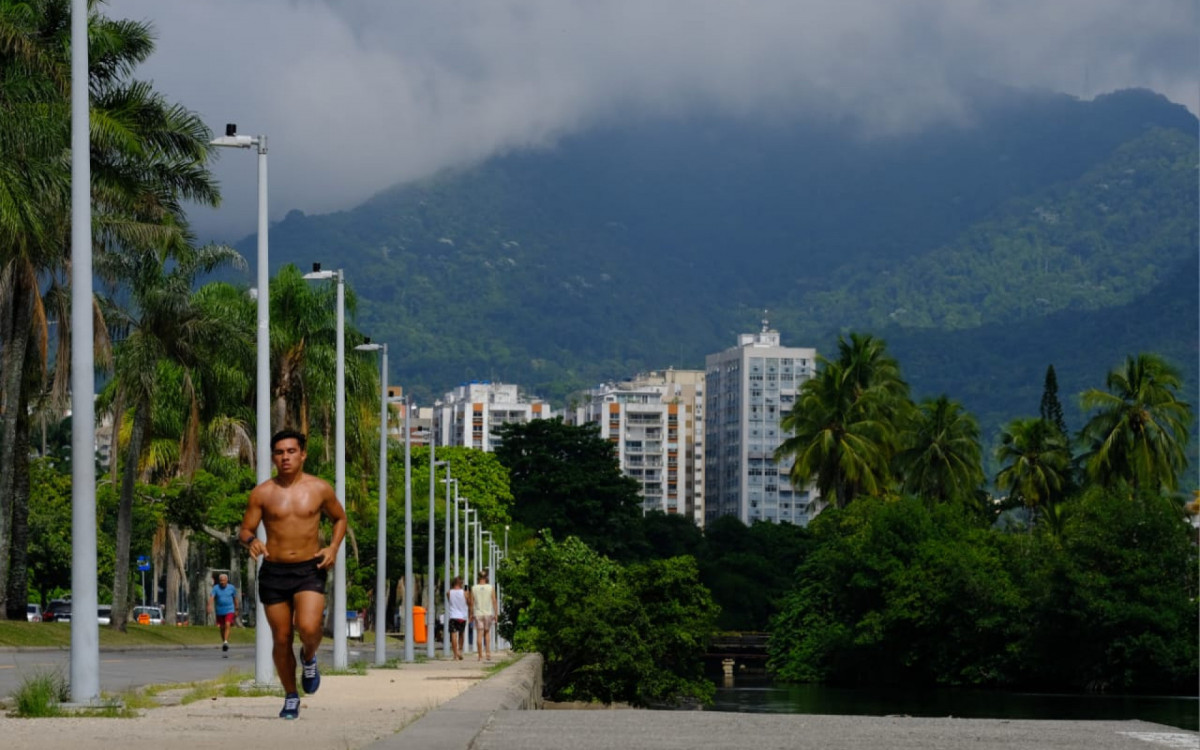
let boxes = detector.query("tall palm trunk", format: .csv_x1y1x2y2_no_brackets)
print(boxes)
164,525,189,626
111,401,149,631
5,387,33,620
0,281,35,618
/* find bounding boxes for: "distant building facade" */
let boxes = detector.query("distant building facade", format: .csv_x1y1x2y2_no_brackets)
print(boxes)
568,369,706,524
433,382,554,451
704,321,819,525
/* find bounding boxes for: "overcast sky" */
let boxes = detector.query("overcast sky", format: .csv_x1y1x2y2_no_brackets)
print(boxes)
105,0,1198,241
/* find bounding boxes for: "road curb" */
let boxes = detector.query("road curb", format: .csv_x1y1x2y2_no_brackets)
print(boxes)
366,652,543,750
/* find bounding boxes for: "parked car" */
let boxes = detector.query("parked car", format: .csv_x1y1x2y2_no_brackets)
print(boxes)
43,599,71,623
97,605,112,625
26,603,42,622
131,605,163,625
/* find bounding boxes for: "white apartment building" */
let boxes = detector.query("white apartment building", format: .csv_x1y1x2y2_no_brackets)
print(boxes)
433,382,554,451
704,321,819,525
568,369,705,525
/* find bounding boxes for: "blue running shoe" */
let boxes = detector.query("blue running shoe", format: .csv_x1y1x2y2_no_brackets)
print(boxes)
279,693,300,720
301,654,320,695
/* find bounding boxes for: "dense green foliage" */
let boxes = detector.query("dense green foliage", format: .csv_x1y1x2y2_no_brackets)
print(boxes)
767,490,1197,693
493,419,643,561
695,516,811,632
501,535,718,706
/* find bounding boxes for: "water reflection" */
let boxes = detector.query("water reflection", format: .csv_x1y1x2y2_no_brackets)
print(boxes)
705,673,1198,731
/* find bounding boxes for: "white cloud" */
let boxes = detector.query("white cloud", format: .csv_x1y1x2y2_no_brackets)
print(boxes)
104,0,1199,239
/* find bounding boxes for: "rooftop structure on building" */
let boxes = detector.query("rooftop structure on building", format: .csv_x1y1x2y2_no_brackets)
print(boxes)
704,316,820,526
433,381,554,451
567,368,706,525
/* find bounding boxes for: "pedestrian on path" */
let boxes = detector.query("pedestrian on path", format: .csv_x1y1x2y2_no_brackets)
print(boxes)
446,576,469,660
239,429,347,719
208,573,240,656
467,570,497,662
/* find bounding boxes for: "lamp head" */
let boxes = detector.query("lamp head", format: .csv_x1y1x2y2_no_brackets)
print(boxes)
301,261,337,280
355,336,383,352
209,122,254,148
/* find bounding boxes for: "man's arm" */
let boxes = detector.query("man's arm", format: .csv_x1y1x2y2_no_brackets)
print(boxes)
465,590,474,619
239,488,268,560
491,587,498,614
315,481,348,570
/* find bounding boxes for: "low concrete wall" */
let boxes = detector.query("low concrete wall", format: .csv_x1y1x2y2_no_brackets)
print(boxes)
368,653,543,750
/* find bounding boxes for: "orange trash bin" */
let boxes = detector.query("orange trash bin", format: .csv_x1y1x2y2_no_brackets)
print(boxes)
412,606,427,643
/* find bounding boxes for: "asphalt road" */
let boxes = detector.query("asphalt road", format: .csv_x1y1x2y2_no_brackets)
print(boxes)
0,644,255,698
469,712,1200,750
0,641,387,699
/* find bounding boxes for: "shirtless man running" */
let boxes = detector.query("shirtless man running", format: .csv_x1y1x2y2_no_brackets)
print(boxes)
238,429,347,720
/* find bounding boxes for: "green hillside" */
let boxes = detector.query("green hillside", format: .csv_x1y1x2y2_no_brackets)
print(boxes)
243,87,1197,458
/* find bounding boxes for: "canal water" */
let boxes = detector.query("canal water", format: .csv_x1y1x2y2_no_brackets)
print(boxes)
704,673,1198,731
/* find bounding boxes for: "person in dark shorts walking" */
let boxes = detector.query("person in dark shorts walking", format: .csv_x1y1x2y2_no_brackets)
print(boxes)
239,429,347,720
445,576,469,660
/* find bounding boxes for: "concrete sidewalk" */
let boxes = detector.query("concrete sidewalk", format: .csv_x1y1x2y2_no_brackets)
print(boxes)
0,650,529,750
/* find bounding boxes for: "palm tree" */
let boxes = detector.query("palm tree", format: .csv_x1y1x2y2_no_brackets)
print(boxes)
0,1,220,617
776,332,910,509
1078,353,1193,493
103,245,248,629
895,395,984,506
995,417,1072,525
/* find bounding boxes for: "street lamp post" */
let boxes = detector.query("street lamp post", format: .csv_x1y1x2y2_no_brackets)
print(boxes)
402,397,414,662
428,456,446,660
302,263,348,670
441,471,453,656
210,122,273,685
355,339,388,666
463,509,475,654
69,0,99,703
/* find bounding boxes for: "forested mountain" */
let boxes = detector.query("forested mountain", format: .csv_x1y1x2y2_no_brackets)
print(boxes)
238,87,1197,453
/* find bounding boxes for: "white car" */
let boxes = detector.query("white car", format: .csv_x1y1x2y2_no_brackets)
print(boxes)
98,605,112,625
26,603,42,622
132,605,164,625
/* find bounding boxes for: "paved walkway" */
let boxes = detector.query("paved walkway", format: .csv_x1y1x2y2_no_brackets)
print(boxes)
0,650,507,750
0,649,1195,750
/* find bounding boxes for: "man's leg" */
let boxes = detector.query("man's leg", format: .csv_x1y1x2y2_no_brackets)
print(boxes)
293,591,324,694
264,601,298,695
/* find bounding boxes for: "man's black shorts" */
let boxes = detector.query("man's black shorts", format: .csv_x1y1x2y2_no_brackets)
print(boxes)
258,558,326,605
449,618,467,634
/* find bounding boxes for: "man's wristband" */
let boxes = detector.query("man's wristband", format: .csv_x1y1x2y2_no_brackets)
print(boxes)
241,532,255,545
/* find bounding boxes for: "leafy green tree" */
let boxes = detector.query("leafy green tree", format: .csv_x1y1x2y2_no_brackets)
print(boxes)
768,496,1024,687
894,395,984,507
26,459,73,604
633,511,705,562
995,417,1072,521
698,515,810,631
776,333,911,509
501,534,717,706
1017,487,1198,692
1078,353,1193,492
493,419,643,561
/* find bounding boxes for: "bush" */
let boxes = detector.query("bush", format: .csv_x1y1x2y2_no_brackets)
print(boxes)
501,534,718,706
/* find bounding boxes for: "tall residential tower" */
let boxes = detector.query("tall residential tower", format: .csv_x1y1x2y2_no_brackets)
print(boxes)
704,320,819,525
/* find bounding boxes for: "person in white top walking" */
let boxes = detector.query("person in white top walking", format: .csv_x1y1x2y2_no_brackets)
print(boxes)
467,570,498,661
445,576,469,660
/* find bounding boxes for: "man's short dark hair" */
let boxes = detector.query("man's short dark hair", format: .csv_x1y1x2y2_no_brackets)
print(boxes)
271,428,307,451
